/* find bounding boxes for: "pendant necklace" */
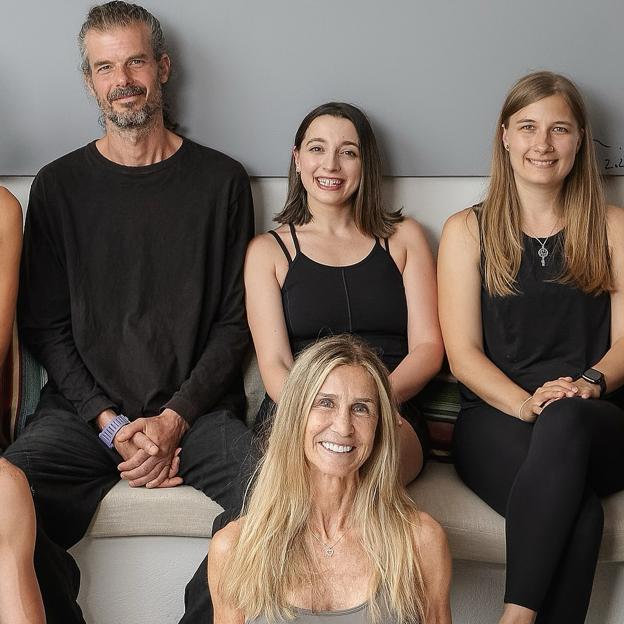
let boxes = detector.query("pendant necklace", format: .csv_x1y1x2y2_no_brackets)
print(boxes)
535,237,550,267
309,528,349,557
528,221,559,268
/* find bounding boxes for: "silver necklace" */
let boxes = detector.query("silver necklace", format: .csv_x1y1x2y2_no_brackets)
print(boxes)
528,222,559,267
309,528,349,557
534,236,551,267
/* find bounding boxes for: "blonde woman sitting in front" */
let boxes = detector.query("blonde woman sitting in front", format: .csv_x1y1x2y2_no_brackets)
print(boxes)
208,335,451,623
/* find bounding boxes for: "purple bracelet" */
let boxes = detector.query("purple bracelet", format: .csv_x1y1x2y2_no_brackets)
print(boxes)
98,414,130,448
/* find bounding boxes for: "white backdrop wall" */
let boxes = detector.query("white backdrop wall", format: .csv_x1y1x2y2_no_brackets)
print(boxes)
4,176,624,244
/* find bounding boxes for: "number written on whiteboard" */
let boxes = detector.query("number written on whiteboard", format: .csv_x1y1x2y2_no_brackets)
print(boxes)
594,139,624,172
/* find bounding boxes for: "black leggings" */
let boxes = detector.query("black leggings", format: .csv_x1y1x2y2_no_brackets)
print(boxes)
453,397,624,623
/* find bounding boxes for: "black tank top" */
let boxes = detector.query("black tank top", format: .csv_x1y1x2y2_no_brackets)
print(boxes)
269,224,408,371
460,227,611,408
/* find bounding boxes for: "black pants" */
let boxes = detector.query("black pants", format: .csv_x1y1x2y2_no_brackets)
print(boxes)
454,397,624,623
3,389,252,624
180,427,263,624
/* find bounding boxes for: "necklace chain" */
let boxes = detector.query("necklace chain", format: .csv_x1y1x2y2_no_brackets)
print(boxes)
527,220,560,268
309,528,349,557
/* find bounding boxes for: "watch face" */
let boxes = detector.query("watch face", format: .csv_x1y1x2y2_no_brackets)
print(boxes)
583,369,602,384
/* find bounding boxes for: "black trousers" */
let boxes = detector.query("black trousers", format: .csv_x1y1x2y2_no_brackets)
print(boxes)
3,388,252,624
179,428,263,624
454,397,624,623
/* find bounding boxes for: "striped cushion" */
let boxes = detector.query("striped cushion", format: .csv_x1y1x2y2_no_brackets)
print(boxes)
0,324,47,449
418,367,460,462
0,324,20,449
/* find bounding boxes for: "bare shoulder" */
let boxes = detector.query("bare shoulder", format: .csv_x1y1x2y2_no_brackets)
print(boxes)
412,511,448,554
606,205,624,243
390,218,433,260
210,519,242,561
0,187,22,231
247,231,279,257
393,216,427,240
442,207,479,240
412,511,452,624
245,230,290,272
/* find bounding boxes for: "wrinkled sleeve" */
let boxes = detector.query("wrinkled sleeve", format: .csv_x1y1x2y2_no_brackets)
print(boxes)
18,174,117,422
164,175,254,424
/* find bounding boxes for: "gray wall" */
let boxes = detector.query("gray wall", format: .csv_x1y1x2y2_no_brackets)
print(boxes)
1,0,623,176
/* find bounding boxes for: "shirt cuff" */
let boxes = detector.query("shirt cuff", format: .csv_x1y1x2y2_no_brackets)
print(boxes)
79,394,118,423
164,395,199,425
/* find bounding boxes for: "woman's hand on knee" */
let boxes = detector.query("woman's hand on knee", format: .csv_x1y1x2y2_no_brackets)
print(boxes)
518,377,579,422
572,377,602,399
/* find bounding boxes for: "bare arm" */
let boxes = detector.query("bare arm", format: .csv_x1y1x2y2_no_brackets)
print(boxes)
244,233,294,402
0,188,22,370
585,206,624,393
438,210,536,418
389,219,444,403
415,512,452,624
208,521,245,624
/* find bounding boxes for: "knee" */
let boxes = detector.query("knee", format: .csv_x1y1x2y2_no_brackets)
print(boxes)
0,458,29,493
0,459,35,540
534,398,591,447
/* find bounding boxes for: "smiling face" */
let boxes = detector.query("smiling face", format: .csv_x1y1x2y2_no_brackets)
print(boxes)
304,364,378,480
502,94,583,193
293,115,362,213
84,23,170,130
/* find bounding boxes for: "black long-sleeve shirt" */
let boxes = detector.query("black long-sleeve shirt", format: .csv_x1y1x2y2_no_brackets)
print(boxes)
19,139,254,425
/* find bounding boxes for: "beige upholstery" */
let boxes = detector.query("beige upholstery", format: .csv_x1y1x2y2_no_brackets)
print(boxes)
408,463,506,563
86,481,221,538
88,463,624,564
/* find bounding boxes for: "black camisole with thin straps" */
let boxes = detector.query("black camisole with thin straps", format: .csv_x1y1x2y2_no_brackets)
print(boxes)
460,226,612,408
270,224,408,368
256,224,429,451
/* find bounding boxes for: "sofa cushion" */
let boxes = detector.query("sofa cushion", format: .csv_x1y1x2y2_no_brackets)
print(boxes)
87,463,624,565
4,330,48,448
418,371,460,462
0,324,18,449
408,463,624,564
86,481,220,539
1,325,48,449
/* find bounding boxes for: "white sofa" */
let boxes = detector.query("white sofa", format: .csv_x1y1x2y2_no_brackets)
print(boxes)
8,174,624,623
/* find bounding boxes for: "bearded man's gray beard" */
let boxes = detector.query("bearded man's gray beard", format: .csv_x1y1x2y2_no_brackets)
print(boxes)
97,84,163,130
103,101,161,129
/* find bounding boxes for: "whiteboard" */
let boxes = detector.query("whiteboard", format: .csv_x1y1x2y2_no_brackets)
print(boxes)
1,0,623,176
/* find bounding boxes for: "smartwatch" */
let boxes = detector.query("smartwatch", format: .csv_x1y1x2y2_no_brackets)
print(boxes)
98,414,130,448
581,368,606,396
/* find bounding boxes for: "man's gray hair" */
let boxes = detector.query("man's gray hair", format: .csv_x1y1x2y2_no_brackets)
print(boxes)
78,1,167,76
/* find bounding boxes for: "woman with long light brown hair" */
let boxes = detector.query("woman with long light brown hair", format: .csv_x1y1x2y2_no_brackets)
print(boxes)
209,335,451,623
438,71,624,623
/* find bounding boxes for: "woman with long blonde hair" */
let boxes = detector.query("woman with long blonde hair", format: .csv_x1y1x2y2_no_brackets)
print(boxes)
209,335,451,623
438,71,624,623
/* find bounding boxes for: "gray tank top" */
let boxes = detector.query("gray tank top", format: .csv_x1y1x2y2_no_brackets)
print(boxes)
248,602,400,623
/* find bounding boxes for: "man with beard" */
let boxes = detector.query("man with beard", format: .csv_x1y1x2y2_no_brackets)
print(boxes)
3,2,254,622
